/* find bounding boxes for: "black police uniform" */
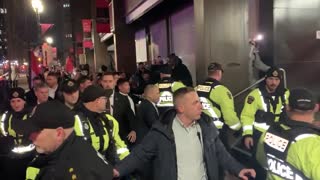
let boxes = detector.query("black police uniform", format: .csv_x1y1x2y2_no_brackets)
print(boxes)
28,132,113,180
21,101,113,180
0,87,35,180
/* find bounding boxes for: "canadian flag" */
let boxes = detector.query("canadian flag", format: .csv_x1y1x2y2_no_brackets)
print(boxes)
65,56,74,74
30,46,42,79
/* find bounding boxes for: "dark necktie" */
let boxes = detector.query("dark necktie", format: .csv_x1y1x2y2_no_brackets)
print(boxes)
106,98,111,114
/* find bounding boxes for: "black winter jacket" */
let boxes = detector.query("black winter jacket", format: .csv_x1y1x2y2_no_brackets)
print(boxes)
30,132,113,180
116,109,244,180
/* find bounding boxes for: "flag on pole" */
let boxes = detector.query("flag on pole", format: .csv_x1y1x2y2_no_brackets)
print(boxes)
40,24,54,35
30,46,42,80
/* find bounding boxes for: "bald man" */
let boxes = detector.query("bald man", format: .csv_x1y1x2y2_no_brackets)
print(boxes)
136,85,160,143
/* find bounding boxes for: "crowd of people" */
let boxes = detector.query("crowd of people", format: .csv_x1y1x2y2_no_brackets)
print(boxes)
0,53,319,180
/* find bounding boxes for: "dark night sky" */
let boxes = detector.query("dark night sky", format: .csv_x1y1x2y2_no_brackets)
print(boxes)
39,0,58,24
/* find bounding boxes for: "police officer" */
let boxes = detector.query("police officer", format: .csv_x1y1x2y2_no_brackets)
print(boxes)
60,79,80,110
241,67,290,150
0,87,35,180
73,85,129,165
156,65,185,115
256,88,320,180
196,62,241,179
196,62,241,131
21,101,113,180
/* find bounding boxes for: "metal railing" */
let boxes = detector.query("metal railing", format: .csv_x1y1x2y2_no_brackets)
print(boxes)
233,68,287,99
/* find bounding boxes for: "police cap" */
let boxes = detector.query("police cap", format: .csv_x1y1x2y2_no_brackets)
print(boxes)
61,79,79,94
265,67,282,79
207,62,224,72
9,87,25,101
81,85,109,103
18,101,74,134
289,88,316,111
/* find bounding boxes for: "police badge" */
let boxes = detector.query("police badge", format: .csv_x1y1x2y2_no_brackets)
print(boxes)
67,81,74,87
247,96,255,104
272,70,279,77
12,91,19,98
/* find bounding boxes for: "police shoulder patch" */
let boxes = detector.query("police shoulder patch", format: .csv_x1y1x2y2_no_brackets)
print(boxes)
247,96,255,104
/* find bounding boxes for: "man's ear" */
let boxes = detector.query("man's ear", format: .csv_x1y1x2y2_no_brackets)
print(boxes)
175,104,184,114
56,127,65,140
313,104,319,113
285,105,291,112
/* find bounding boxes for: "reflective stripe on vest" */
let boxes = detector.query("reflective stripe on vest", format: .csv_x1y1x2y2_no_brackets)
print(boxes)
157,81,174,107
12,144,35,154
197,83,226,129
157,90,174,107
258,90,268,112
258,89,286,118
0,111,8,136
243,125,253,132
254,122,270,131
213,120,224,129
117,147,129,155
76,115,109,152
264,129,312,180
199,95,224,129
74,115,85,136
199,97,219,118
0,112,34,154
267,154,308,180
229,122,241,130
295,134,317,141
8,114,28,141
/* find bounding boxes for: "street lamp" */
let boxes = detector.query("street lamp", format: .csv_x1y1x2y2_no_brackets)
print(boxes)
46,37,53,44
31,0,44,13
31,0,43,44
28,0,44,88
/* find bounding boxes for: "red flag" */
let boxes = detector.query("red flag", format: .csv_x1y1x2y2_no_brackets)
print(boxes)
82,19,92,33
76,33,83,43
96,0,109,8
30,47,42,79
65,56,74,73
83,40,93,49
52,47,57,58
40,24,54,35
96,23,110,33
77,47,84,55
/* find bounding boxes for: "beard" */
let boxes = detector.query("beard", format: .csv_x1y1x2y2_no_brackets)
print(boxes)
266,84,278,92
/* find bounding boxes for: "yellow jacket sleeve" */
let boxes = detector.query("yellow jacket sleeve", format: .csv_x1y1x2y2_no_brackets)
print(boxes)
106,115,130,160
240,89,261,136
287,135,320,180
73,115,84,136
212,85,241,130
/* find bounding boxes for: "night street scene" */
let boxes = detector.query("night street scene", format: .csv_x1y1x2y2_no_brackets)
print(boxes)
0,0,319,180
